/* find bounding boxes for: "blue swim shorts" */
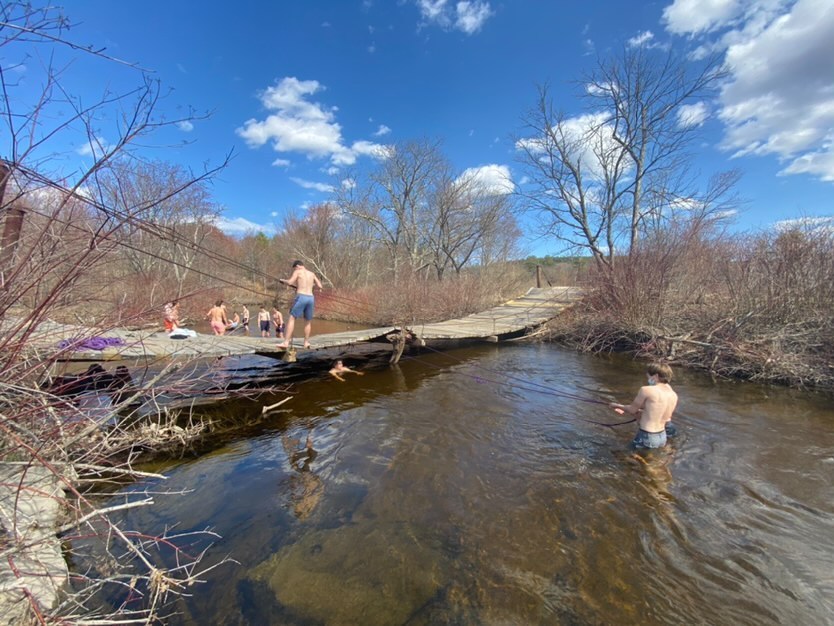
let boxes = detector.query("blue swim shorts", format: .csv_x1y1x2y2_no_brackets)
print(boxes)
665,422,678,438
290,294,315,320
632,428,668,449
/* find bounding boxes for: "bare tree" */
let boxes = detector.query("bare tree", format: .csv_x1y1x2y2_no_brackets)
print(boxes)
0,4,231,623
96,160,221,300
339,139,520,284
237,231,274,291
517,44,731,268
427,168,517,279
340,140,443,281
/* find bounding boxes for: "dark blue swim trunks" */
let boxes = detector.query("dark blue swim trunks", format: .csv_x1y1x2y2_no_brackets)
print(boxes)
632,428,667,449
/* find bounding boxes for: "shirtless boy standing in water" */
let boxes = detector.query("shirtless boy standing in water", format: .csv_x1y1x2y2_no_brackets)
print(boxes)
277,260,322,349
610,362,678,449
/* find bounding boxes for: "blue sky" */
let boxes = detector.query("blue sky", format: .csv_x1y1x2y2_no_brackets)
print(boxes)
5,0,834,255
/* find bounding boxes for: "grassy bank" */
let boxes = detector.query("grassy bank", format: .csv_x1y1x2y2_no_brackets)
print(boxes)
544,224,834,392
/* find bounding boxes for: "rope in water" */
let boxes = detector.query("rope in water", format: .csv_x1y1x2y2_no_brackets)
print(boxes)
393,343,635,430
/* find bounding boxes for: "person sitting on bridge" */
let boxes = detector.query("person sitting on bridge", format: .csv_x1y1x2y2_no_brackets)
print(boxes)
163,300,180,332
277,260,322,350
329,360,364,382
226,312,241,331
609,362,678,449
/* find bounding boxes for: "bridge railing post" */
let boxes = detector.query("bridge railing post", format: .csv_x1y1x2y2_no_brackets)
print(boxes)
0,162,26,290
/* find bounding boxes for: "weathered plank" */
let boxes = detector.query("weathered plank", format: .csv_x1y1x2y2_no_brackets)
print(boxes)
11,286,579,362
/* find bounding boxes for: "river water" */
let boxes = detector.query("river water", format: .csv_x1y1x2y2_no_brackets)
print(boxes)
91,344,834,625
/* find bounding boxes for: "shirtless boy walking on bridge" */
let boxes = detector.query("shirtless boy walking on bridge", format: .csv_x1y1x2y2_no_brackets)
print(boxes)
609,362,678,449
277,260,322,349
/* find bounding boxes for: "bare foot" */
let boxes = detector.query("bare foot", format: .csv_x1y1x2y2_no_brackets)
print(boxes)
276,342,289,349
303,343,311,349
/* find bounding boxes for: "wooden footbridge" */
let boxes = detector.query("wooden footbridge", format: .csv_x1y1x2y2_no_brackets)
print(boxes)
19,286,581,363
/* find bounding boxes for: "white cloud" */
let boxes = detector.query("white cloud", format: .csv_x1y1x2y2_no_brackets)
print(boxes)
773,215,834,233
76,136,112,159
74,185,94,200
416,0,493,34
677,101,709,127
662,0,834,182
368,43,376,53
374,124,391,136
515,137,546,154
583,38,595,56
455,1,493,34
176,120,194,132
663,0,744,35
341,178,357,190
350,139,391,159
325,166,340,176
213,216,277,236
418,0,449,21
585,82,609,97
456,164,514,195
291,177,336,193
237,76,390,167
780,147,834,182
516,112,626,182
272,158,291,167
628,30,655,47
668,196,705,211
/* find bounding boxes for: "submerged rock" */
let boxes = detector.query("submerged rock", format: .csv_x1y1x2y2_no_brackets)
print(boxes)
248,522,443,626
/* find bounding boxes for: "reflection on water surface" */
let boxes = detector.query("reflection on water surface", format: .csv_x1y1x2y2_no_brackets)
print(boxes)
97,344,834,625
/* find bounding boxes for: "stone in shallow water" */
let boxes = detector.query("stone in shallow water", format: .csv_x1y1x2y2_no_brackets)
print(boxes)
249,521,443,626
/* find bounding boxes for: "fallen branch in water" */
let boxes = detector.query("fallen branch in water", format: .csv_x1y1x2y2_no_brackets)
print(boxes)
262,396,292,415
58,497,154,534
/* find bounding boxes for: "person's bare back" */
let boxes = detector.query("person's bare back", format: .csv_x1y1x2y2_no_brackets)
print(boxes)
282,266,321,295
610,362,678,449
629,384,678,432
206,305,225,324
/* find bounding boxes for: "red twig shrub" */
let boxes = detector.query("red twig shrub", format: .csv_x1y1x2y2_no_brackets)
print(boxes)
550,222,834,390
